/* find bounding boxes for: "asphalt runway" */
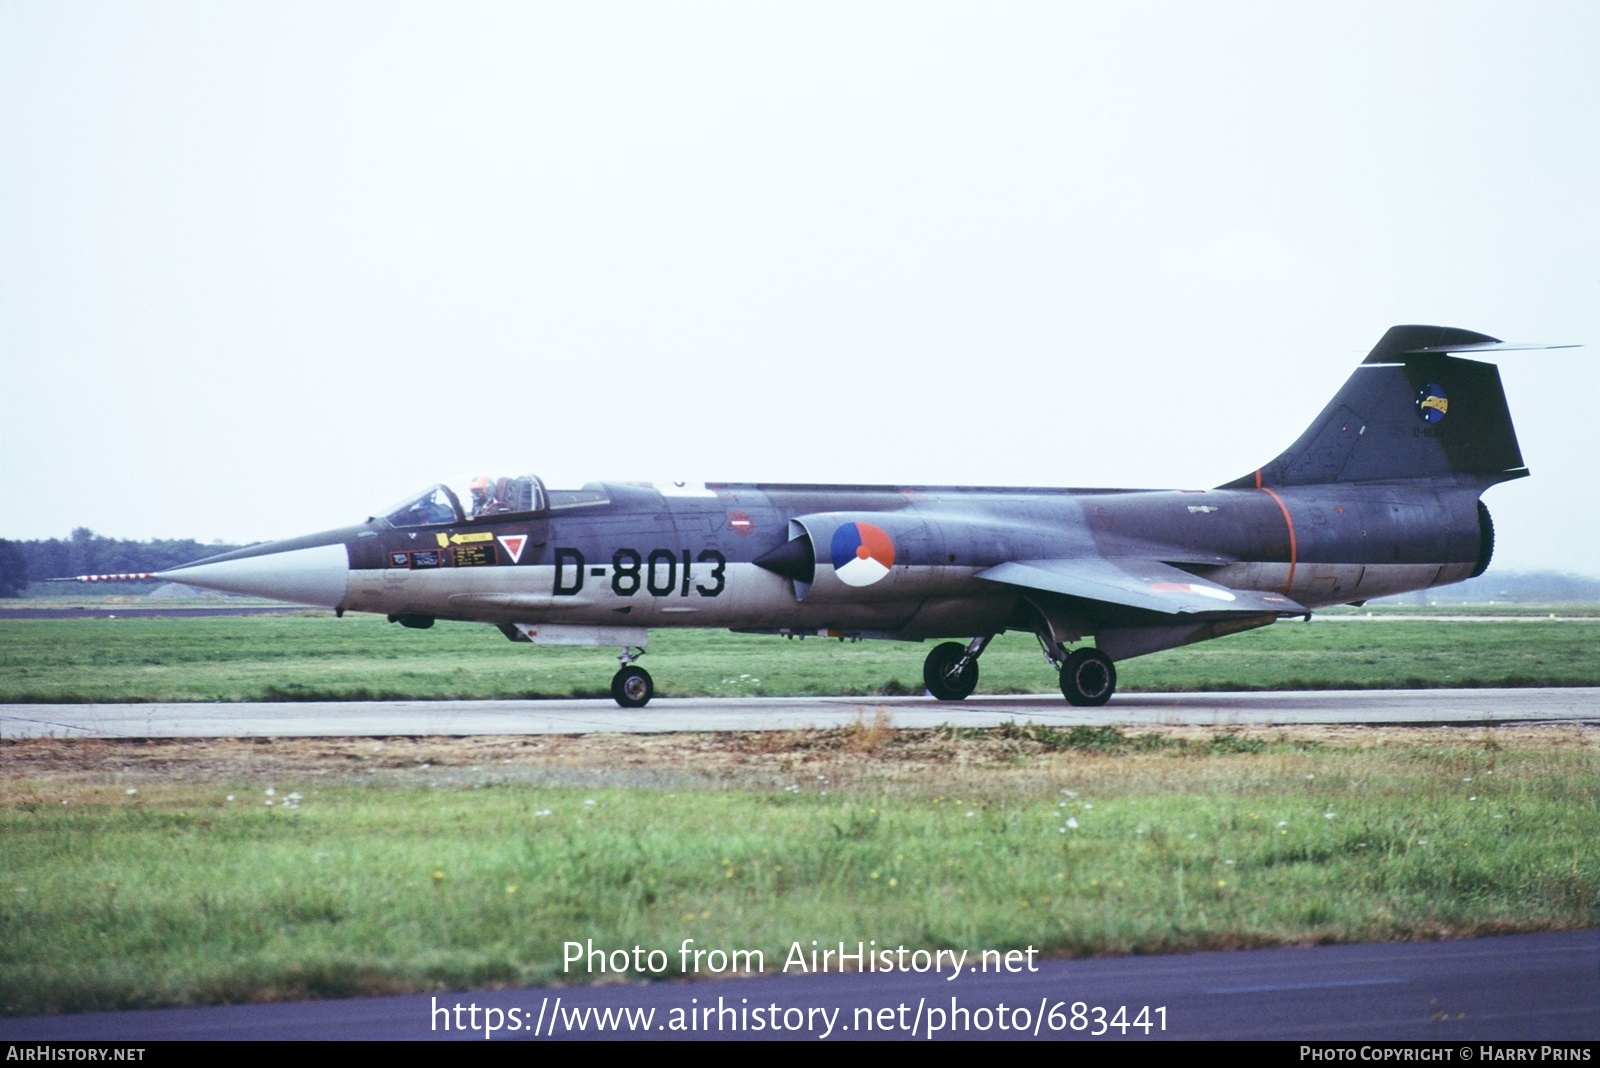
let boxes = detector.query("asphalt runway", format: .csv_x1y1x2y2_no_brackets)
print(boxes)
2,929,1594,1040
3,687,1597,739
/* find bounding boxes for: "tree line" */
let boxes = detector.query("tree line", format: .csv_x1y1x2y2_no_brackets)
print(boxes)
0,529,245,597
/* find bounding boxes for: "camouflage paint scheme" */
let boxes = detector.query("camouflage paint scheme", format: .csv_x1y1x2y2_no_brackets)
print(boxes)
157,326,1545,707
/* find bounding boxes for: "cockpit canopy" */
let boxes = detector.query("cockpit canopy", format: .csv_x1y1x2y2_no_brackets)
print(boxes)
380,474,548,529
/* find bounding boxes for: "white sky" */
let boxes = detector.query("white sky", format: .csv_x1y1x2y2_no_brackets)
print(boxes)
2,2,1596,572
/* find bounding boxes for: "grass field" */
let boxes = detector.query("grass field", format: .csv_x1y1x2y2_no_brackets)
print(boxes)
3,611,1600,703
2,724,1596,1015
3,611,1597,1017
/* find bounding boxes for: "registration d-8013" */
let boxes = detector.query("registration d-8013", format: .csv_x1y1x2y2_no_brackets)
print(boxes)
551,548,727,598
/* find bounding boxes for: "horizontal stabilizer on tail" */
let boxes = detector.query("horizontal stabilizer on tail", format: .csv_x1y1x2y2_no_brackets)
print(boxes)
1363,325,1579,362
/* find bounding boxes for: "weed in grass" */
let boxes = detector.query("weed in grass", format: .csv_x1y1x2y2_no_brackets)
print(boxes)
1206,733,1267,755
842,709,893,753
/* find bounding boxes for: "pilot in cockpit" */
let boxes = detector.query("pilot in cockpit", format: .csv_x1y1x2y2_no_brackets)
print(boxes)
469,475,494,517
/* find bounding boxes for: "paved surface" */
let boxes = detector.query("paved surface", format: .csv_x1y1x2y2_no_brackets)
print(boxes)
3,688,1598,739
2,929,1594,1040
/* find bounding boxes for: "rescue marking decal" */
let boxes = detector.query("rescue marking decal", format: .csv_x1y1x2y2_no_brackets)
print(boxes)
830,522,896,587
435,530,495,547
453,544,495,567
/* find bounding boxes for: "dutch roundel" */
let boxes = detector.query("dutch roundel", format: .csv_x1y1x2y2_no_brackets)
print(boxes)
830,522,896,587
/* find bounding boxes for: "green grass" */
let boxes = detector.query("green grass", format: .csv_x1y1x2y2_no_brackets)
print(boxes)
2,613,1599,703
2,727,1595,1014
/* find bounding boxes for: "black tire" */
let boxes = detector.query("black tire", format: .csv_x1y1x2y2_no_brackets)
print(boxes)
923,641,979,701
611,665,654,708
1059,648,1116,707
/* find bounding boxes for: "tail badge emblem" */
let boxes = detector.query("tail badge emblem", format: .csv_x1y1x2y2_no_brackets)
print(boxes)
1415,383,1448,424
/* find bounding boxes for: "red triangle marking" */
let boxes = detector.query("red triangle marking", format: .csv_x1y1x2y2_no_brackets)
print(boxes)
498,534,528,564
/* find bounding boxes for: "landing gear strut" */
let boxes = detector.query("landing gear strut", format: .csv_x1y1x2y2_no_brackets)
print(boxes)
923,636,991,701
611,646,653,708
1034,630,1117,706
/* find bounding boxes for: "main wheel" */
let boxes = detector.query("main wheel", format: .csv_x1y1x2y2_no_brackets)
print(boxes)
923,641,979,701
611,665,654,708
1059,648,1116,707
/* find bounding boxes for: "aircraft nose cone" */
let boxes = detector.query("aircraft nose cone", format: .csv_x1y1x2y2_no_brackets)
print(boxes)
156,542,350,608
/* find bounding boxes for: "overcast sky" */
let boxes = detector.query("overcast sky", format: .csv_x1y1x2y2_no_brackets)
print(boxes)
2,2,1596,573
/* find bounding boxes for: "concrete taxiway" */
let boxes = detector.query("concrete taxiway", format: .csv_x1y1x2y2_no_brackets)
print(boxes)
3,687,1597,739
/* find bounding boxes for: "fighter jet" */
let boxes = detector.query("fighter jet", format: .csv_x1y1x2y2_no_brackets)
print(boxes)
147,325,1557,707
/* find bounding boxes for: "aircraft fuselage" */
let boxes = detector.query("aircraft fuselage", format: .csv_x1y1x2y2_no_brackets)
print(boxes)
149,325,1551,707
221,478,1488,639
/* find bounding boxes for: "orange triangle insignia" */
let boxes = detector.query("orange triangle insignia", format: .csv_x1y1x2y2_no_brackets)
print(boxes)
497,534,528,564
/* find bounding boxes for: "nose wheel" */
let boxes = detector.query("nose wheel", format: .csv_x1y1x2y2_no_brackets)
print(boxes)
611,665,654,708
611,645,653,708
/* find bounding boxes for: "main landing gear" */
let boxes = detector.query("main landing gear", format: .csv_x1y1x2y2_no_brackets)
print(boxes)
1036,633,1117,706
922,634,1117,705
1059,648,1116,706
611,646,653,708
923,636,991,701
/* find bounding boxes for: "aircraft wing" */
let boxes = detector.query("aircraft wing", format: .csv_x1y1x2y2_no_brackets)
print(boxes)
975,557,1306,617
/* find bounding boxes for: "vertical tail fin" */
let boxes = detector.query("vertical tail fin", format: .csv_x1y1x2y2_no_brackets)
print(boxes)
1222,326,1531,489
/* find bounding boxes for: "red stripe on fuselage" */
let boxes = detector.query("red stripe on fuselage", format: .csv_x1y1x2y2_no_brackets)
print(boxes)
1257,485,1297,594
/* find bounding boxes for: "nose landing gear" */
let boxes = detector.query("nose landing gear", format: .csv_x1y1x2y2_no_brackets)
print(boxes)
611,646,653,708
